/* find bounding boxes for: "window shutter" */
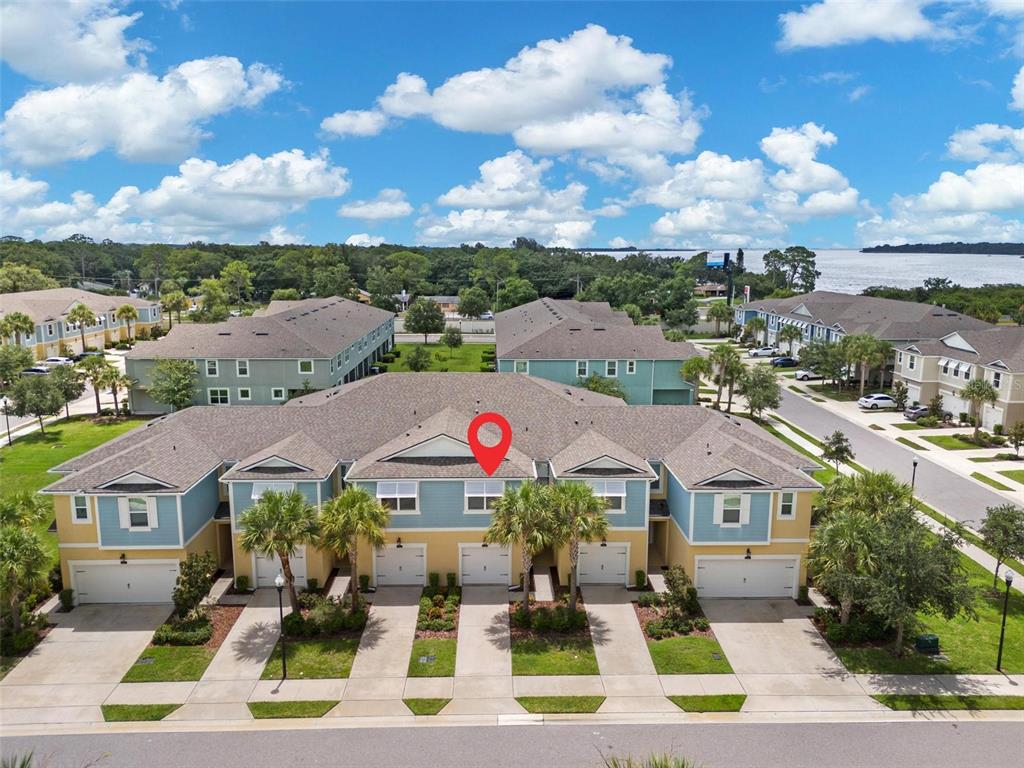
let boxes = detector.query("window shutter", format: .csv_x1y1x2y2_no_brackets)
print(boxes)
712,495,723,525
740,495,751,526
117,497,130,528
148,498,159,529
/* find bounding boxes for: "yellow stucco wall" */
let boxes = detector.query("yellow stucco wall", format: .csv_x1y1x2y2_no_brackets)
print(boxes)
53,495,99,545
230,534,334,586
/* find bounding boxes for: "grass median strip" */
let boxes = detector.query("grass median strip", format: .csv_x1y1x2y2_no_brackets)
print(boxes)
260,637,360,680
404,698,450,715
998,470,1024,486
869,424,885,431
247,700,338,719
872,694,1024,711
511,636,599,676
895,436,928,450
408,638,456,677
121,646,214,683
892,423,925,431
516,696,606,714
668,694,746,712
971,472,1013,491
647,636,733,675
102,704,181,721
921,435,977,450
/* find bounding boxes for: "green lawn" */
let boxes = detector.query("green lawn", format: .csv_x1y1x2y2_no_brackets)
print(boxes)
895,436,928,450
0,416,145,567
511,636,600,676
121,646,214,682
892,422,926,431
260,637,360,680
873,695,1024,711
868,424,885,431
647,636,733,675
668,694,746,712
0,656,20,680
404,698,450,715
408,638,456,677
101,704,181,721
833,555,1023,674
247,700,338,719
971,472,1012,491
968,456,1000,462
998,469,1024,486
921,434,977,450
807,384,868,402
516,696,605,714
388,343,494,373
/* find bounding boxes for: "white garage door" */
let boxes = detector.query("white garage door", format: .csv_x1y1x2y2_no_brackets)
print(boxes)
255,547,307,588
944,394,969,419
375,544,425,586
460,544,510,585
72,561,178,603
982,404,1003,431
906,384,921,405
578,543,628,585
696,558,797,598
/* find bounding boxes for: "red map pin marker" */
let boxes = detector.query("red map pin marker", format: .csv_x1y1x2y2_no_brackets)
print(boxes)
468,412,512,477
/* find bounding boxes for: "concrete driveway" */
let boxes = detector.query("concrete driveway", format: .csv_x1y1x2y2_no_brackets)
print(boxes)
0,604,168,713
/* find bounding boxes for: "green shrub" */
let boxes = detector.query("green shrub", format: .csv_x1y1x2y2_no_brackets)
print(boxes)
382,353,395,363
510,604,532,629
152,619,213,646
664,566,699,616
446,572,457,590
550,606,586,633
479,364,494,372
691,617,710,632
391,348,401,358
358,574,370,592
375,364,388,372
797,585,809,604
530,607,553,633
428,572,440,589
917,415,939,427
637,592,665,608
59,588,75,611
234,575,249,592
305,578,319,593
173,552,216,619
993,423,1003,436
3,628,40,654
635,570,647,590
645,619,673,640
992,435,1007,446
817,608,890,644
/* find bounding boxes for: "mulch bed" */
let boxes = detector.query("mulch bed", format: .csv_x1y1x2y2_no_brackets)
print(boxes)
204,605,244,650
507,600,593,641
633,602,716,641
415,591,461,640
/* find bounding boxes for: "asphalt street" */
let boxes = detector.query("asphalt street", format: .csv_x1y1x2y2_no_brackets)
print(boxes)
3,721,1020,768
775,388,1013,526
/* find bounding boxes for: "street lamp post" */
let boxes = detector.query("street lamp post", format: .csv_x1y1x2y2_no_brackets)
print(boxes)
996,570,1014,672
1,397,11,447
911,458,919,492
274,571,287,680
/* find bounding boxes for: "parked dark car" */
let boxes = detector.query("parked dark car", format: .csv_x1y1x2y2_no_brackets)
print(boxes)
73,350,105,362
903,405,930,421
770,356,799,368
20,366,51,376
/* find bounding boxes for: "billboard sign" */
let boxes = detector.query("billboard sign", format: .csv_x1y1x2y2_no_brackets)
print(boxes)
706,251,729,269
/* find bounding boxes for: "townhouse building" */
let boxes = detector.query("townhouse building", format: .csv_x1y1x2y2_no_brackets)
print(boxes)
734,290,989,357
0,288,161,359
895,327,1024,430
44,373,820,605
496,298,701,405
125,296,394,412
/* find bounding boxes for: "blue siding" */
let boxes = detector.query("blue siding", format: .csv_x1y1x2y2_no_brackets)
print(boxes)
181,471,219,542
691,492,771,543
356,480,526,529
620,479,647,528
296,482,318,506
98,495,181,547
320,478,334,506
230,480,319,526
666,470,691,538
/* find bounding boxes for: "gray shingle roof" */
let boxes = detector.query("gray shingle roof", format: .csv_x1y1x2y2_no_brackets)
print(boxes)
901,327,1024,372
496,298,699,361
126,297,392,360
222,431,339,481
551,430,656,479
44,373,820,494
0,288,156,324
739,291,991,341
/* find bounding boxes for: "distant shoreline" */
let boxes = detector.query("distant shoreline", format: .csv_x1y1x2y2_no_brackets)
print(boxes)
861,242,1024,255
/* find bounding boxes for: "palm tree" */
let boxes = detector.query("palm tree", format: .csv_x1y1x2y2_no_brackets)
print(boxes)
66,303,97,354
547,482,609,612
706,302,733,337
77,356,115,415
778,324,803,356
116,304,138,343
680,355,712,391
709,344,741,410
962,378,998,439
485,480,554,605
808,508,875,625
318,486,388,612
845,334,887,397
745,316,767,345
0,491,48,528
110,372,134,415
0,525,49,633
239,490,319,611
161,291,189,329
1,312,35,348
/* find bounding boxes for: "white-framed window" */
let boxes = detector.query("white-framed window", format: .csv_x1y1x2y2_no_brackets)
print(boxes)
778,492,795,518
942,360,950,375
298,360,314,375
250,481,295,500
992,371,1002,388
713,492,750,527
576,360,588,377
587,480,626,512
908,355,916,371
109,313,116,324
897,351,903,365
45,323,54,337
237,387,251,401
627,360,636,375
73,495,90,524
208,388,229,405
514,360,528,374
206,359,219,377
344,350,350,363
376,481,417,513
117,496,157,530
465,480,504,512
606,360,618,377
963,367,971,381
649,465,661,492
330,359,335,374
236,359,249,377
271,387,286,401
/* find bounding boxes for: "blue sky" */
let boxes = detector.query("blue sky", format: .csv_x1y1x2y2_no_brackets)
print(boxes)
1,1,1022,249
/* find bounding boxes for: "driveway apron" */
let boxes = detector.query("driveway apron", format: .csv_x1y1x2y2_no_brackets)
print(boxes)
455,586,511,677
198,588,285,683
581,586,656,676
348,586,420,679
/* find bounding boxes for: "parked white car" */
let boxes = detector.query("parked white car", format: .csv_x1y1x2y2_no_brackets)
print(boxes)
858,393,898,410
42,356,74,366
748,346,780,358
794,369,821,381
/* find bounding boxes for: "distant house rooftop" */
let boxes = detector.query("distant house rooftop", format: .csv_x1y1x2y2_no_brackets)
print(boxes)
0,287,156,324
901,327,1024,372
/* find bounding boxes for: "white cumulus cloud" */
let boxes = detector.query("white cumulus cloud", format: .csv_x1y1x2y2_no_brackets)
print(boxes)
947,124,1024,162
778,0,946,49
338,188,413,220
1012,65,1024,110
345,233,386,247
320,109,389,137
3,57,284,166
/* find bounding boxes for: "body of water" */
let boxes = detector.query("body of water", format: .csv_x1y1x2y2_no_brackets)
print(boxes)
584,249,1023,293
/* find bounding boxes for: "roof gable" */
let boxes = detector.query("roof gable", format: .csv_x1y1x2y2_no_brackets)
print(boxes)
940,332,977,353
383,434,475,460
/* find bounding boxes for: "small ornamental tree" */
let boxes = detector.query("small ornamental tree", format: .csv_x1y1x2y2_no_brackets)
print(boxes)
441,326,463,358
457,286,490,319
979,504,1024,590
891,380,908,411
8,375,63,433
405,345,432,372
821,430,855,472
404,297,445,343
1008,421,1024,458
739,363,781,421
578,372,626,400
0,344,33,389
148,359,199,411
928,393,946,420
49,364,86,419
172,552,217,619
